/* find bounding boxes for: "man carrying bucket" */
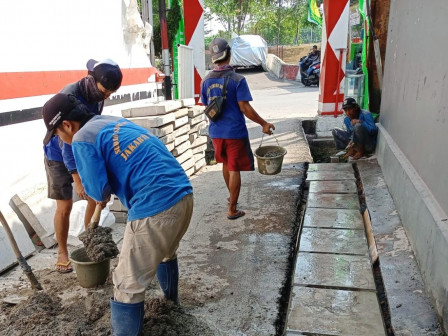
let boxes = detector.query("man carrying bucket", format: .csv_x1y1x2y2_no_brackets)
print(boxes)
201,37,275,220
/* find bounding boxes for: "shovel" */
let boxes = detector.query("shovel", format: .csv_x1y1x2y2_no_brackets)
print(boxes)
0,210,43,290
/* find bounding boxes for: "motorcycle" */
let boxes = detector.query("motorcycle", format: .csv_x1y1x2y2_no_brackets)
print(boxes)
299,55,320,87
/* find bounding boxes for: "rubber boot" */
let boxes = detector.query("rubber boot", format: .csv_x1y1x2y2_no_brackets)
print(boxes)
110,297,144,336
156,258,179,304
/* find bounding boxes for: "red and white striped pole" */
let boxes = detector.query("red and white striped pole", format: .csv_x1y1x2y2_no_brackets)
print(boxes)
318,0,349,117
183,0,205,103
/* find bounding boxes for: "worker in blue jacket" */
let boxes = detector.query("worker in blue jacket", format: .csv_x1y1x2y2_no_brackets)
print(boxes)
42,93,194,336
332,97,378,160
43,59,122,273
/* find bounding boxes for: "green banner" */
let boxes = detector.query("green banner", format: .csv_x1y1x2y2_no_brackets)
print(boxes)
308,0,322,26
358,0,369,110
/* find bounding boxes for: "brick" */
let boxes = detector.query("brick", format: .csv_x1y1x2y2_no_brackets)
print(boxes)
165,142,175,152
181,158,195,172
189,114,206,126
191,136,208,148
122,100,182,117
189,121,207,134
185,167,195,177
194,158,207,172
129,113,175,128
175,149,193,164
189,133,198,144
174,134,190,147
194,152,205,163
192,144,207,154
188,105,205,118
173,124,191,138
146,123,174,137
174,107,189,119
9,194,56,248
172,141,191,156
181,98,196,107
174,116,189,128
159,133,175,145
109,197,127,212
111,211,128,224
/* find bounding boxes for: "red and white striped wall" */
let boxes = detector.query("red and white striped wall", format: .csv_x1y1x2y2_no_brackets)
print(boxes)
183,0,206,102
318,0,349,116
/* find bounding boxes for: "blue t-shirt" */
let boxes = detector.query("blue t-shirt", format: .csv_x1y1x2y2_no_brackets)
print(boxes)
343,109,378,139
72,115,193,221
201,69,252,139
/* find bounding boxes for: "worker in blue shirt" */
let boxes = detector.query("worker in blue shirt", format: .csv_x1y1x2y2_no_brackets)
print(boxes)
332,97,378,160
42,93,194,336
43,59,122,273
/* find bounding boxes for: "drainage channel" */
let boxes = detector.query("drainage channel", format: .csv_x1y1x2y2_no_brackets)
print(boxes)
276,133,394,335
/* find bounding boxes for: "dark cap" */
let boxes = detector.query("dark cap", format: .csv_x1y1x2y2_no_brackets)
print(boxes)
312,45,318,49
86,58,123,91
42,93,79,145
342,97,358,109
209,38,230,63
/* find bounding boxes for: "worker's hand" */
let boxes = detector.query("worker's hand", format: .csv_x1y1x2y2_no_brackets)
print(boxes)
262,123,275,135
74,180,87,200
97,195,111,209
351,119,360,126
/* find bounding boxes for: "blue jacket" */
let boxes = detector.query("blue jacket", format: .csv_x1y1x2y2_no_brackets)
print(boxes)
343,109,378,139
72,115,193,221
43,81,103,173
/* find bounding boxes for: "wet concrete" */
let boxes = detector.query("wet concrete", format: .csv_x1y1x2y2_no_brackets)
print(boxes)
307,193,360,209
309,180,357,194
308,163,353,172
295,252,375,290
287,287,385,335
303,208,364,229
300,228,368,255
287,163,386,335
306,170,356,181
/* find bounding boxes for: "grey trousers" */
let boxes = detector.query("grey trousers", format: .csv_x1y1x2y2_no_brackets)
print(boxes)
332,124,377,153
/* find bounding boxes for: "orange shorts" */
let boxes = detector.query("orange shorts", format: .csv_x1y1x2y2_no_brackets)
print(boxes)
212,138,255,172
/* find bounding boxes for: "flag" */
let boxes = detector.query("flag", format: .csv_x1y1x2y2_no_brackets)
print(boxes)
308,0,322,26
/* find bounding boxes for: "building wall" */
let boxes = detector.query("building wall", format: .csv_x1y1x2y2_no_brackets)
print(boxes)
0,0,161,121
378,0,448,328
380,0,448,215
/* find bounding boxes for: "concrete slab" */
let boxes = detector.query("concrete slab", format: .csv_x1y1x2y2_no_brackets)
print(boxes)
180,98,196,107
173,124,191,138
308,163,352,172
174,115,189,128
172,141,191,157
9,194,56,248
287,286,385,335
307,193,359,209
303,208,364,230
174,107,189,119
147,123,174,137
189,114,206,126
129,113,175,128
122,100,182,118
174,133,189,147
306,170,356,181
175,149,193,165
191,135,208,148
309,180,357,194
294,252,375,290
188,105,205,118
189,120,207,134
300,228,368,255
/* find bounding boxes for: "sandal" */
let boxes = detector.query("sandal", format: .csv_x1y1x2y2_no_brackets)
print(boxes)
227,210,245,220
56,260,73,274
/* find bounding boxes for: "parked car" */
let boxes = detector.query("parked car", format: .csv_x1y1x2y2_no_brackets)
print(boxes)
230,35,268,71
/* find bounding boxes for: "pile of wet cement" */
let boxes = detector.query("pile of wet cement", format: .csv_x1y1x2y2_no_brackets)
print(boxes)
78,226,119,262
